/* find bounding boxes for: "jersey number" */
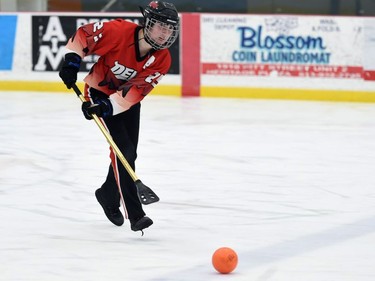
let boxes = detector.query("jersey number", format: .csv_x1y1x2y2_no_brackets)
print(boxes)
93,22,104,42
145,72,164,87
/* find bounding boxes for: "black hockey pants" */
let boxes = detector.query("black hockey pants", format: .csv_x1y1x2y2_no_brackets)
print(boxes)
96,97,145,221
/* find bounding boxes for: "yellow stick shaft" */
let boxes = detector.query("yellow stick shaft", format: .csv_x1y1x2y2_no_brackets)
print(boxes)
75,86,138,182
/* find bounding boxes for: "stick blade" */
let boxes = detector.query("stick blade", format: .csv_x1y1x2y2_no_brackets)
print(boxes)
135,180,160,205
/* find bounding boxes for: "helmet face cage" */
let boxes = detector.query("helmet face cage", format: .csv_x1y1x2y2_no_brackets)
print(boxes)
142,1,180,50
144,17,179,50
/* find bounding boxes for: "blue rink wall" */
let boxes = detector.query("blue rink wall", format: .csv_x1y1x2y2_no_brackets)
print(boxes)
0,15,17,70
0,12,374,102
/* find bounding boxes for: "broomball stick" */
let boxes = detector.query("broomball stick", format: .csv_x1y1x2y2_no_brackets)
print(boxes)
72,84,159,205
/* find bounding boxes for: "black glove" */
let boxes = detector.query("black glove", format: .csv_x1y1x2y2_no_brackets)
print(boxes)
59,53,81,89
82,95,113,120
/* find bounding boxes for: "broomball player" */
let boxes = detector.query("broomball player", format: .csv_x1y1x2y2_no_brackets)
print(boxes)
59,1,180,233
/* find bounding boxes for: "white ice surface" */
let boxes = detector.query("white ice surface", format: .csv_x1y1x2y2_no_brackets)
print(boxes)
1,91,375,281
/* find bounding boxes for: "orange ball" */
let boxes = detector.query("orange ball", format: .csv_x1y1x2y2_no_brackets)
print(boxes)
212,247,238,274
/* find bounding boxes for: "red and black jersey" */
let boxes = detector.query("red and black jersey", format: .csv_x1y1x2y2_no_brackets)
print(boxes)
66,19,171,109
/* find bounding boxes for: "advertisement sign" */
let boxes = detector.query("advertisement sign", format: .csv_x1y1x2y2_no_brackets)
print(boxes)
201,15,364,79
31,15,180,74
0,15,17,70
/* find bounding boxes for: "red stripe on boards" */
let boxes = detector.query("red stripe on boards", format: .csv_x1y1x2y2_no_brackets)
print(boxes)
181,13,200,97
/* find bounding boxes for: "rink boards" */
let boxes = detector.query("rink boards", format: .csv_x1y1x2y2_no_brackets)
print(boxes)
0,12,374,101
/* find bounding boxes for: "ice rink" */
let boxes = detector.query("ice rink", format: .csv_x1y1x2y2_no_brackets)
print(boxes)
1,90,375,281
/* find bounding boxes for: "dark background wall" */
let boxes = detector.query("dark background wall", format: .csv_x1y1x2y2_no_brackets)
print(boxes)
48,0,375,16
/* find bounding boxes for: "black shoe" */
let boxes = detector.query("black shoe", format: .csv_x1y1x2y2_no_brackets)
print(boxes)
95,189,124,226
130,216,153,232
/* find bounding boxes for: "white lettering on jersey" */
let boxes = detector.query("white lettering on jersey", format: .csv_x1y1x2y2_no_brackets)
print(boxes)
145,72,164,87
143,55,155,69
92,22,104,42
111,61,137,81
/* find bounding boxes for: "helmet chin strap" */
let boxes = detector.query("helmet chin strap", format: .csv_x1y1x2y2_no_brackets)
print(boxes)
142,29,163,50
143,35,156,49
138,29,154,50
